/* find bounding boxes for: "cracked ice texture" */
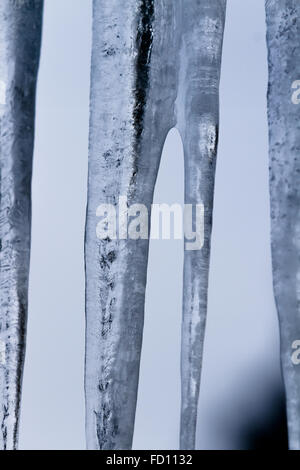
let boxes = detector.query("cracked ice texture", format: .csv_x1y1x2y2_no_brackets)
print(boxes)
266,0,300,451
85,0,226,450
0,0,43,449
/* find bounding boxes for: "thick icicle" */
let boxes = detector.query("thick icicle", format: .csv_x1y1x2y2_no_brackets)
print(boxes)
85,0,226,450
85,0,180,450
178,1,226,450
266,0,300,450
0,0,43,450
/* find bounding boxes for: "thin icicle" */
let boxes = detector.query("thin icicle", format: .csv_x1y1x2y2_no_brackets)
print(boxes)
177,1,226,450
266,0,300,450
0,0,43,450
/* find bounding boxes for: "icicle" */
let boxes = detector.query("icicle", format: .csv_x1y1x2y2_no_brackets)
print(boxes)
85,0,226,450
178,1,226,450
0,0,43,450
266,0,300,450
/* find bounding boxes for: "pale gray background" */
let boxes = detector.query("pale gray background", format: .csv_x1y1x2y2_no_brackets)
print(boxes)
19,0,285,449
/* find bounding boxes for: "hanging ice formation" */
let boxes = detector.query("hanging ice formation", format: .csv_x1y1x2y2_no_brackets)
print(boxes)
85,0,226,450
0,0,43,450
266,0,300,451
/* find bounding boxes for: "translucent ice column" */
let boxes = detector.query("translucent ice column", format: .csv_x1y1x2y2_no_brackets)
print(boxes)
266,0,300,450
85,0,226,450
0,0,43,450
178,1,226,450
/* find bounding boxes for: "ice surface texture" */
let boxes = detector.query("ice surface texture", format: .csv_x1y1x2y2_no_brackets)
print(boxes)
266,0,300,451
0,0,43,450
85,0,226,450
